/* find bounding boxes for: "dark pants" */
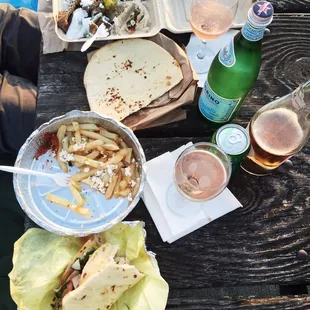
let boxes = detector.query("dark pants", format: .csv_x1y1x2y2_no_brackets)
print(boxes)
0,4,40,309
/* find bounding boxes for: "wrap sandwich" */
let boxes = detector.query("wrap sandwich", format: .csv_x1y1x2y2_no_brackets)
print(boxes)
52,235,144,309
9,222,169,310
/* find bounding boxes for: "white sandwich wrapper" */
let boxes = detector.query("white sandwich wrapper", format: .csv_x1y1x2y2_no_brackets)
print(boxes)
53,0,253,43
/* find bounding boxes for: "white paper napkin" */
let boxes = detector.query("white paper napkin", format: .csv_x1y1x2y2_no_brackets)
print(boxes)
142,143,242,243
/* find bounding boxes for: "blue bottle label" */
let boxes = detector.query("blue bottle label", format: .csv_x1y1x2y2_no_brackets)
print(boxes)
199,80,242,123
241,20,265,41
219,39,236,67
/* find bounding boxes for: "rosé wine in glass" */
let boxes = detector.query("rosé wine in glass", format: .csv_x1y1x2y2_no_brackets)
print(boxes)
187,0,238,74
175,150,228,201
167,142,232,217
190,0,235,40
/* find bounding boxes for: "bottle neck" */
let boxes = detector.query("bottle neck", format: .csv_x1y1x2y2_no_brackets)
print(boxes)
240,19,267,46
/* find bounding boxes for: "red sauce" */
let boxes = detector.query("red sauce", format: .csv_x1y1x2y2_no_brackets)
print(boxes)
35,132,59,160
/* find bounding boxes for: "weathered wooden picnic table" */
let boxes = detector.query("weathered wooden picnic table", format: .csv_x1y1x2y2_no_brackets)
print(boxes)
33,1,310,308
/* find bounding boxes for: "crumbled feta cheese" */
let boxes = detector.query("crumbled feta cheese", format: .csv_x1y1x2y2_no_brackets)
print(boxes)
84,167,90,173
99,3,104,9
91,176,106,194
59,150,75,162
124,166,131,177
73,142,86,151
80,0,93,7
129,180,136,187
95,170,105,177
128,193,133,202
107,164,118,175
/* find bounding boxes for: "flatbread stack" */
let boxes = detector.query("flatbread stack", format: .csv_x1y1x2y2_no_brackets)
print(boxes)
84,39,183,121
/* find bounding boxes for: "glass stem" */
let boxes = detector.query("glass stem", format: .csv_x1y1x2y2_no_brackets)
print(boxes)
197,40,208,60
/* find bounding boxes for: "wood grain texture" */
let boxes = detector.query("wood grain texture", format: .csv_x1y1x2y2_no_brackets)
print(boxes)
37,15,310,139
123,138,310,288
34,14,310,309
26,136,310,308
167,295,310,310
269,0,310,13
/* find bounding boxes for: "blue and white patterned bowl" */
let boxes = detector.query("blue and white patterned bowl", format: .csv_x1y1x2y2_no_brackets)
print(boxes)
13,110,146,237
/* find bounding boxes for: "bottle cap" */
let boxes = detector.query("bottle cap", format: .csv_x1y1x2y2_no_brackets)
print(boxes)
248,1,274,28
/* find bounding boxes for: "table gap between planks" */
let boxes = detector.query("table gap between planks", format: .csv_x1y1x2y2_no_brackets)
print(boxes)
34,1,310,309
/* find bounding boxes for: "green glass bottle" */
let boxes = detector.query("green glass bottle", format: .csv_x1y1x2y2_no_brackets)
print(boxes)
198,1,274,128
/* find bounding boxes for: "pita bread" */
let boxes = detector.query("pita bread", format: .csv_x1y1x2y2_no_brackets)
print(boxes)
84,39,183,121
79,243,119,286
62,264,144,310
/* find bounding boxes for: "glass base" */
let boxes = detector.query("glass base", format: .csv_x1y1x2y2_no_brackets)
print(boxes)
166,184,202,217
186,40,215,74
241,156,276,176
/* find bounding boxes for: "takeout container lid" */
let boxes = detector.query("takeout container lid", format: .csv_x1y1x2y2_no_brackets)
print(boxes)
53,0,253,43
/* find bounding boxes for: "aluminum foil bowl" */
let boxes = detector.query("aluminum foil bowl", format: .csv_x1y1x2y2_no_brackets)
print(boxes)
13,110,146,236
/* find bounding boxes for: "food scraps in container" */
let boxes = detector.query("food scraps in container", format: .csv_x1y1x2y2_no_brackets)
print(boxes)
57,0,151,40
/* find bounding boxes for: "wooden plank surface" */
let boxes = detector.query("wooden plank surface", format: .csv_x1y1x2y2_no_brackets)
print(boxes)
35,13,310,310
37,14,310,138
270,0,310,13
126,137,310,286
167,296,310,310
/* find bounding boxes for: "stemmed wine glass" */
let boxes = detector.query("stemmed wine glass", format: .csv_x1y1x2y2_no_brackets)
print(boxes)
166,142,232,217
187,0,239,74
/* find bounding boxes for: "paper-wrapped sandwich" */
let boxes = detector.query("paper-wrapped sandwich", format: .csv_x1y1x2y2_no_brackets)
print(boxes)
9,222,168,310
53,235,143,309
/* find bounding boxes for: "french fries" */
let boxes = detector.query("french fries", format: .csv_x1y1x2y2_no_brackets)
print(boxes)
124,148,132,164
119,180,128,191
75,150,99,168
67,124,99,132
73,155,103,169
43,121,140,217
100,128,118,140
69,181,84,207
99,144,120,151
57,125,68,173
101,149,128,168
46,193,77,210
71,168,97,182
85,140,104,151
70,179,82,191
72,122,82,144
113,171,122,198
105,174,119,199
80,130,117,146
62,136,69,152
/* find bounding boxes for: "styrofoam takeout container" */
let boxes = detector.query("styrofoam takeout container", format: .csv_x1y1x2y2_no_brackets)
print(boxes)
53,0,254,43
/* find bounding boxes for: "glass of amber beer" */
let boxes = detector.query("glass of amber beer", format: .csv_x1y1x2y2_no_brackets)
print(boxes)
241,80,310,176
